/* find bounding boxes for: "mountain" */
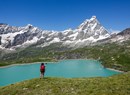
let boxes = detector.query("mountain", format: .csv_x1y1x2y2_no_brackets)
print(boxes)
0,16,110,51
0,17,130,76
110,28,130,42
98,28,130,43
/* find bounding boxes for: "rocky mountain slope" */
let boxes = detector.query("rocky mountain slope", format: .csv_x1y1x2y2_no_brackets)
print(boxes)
0,16,110,51
110,28,130,42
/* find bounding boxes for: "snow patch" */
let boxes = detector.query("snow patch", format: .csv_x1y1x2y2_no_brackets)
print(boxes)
0,30,26,44
22,37,38,45
68,32,78,40
49,38,60,43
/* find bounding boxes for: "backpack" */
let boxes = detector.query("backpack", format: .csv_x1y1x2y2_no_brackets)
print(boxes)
41,65,45,71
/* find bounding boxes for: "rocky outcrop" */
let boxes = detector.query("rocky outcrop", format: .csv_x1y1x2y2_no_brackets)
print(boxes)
117,28,130,36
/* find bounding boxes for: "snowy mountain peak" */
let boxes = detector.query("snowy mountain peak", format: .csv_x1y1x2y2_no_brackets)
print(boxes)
25,24,33,29
0,16,111,50
90,16,96,21
27,24,33,26
77,16,99,31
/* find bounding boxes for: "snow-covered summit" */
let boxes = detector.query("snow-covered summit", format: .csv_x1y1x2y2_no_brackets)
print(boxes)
0,16,110,50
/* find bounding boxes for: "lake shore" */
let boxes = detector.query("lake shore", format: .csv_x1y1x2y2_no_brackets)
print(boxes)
107,68,124,73
0,59,126,73
0,59,95,68
0,61,57,68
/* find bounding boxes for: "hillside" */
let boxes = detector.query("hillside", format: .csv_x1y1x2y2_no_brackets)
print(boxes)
0,72,130,95
1,40,130,72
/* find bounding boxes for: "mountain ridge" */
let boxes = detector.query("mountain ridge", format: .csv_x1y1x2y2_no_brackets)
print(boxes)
0,16,110,51
0,16,130,52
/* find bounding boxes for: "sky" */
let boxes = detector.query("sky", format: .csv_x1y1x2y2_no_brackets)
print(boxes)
0,0,130,32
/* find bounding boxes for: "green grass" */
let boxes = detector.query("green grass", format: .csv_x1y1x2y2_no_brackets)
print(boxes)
0,72,130,95
1,41,130,71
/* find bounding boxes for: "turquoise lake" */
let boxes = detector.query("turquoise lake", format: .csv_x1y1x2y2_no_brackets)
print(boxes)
0,59,121,86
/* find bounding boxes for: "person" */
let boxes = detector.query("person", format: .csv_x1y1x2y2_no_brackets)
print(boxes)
40,63,45,78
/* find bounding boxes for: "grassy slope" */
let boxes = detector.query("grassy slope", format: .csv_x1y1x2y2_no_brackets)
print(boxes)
0,41,130,71
51,42,130,71
0,43,64,66
0,72,130,95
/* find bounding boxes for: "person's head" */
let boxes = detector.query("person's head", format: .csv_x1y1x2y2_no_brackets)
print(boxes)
41,63,44,66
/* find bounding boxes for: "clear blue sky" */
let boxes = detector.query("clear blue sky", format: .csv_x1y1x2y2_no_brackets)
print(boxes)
0,0,130,31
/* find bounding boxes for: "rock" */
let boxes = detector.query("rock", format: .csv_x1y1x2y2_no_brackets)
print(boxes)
23,88,28,90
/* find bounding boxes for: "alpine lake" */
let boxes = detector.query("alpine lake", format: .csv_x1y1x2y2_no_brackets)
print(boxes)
0,59,121,86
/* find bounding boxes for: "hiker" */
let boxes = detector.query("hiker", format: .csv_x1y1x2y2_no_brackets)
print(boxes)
40,63,45,78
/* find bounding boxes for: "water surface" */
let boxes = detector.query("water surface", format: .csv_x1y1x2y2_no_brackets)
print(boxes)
0,60,121,86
